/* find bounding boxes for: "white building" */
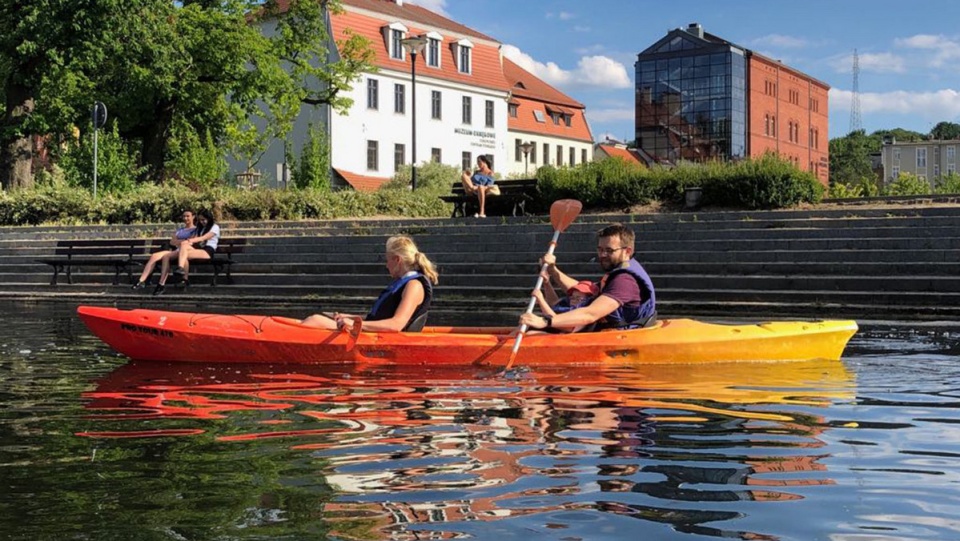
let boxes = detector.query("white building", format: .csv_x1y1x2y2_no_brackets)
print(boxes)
253,0,593,191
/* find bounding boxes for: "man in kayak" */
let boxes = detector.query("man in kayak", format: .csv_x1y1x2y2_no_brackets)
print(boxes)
520,223,656,332
299,235,439,332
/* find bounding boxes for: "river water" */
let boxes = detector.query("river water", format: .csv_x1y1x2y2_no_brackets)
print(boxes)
1,302,959,540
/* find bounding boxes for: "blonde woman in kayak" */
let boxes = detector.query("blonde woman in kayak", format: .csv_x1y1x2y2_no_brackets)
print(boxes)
300,235,439,332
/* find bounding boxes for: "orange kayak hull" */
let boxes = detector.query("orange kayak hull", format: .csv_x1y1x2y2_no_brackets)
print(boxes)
77,305,858,366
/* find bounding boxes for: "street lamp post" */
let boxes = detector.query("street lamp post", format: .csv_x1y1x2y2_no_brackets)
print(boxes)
401,36,428,190
520,141,534,176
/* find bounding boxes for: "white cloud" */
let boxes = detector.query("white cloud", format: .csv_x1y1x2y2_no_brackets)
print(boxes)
573,25,591,33
829,52,906,74
404,0,448,17
559,11,575,20
895,34,960,67
830,88,960,119
503,44,631,89
750,34,810,49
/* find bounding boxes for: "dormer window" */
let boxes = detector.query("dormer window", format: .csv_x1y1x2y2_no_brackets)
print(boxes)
382,22,409,60
425,31,442,68
453,38,473,74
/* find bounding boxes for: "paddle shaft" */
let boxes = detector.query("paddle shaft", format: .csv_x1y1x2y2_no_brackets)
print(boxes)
511,229,561,356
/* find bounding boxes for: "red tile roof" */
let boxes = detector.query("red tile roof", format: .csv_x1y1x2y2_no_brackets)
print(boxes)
334,168,391,192
329,9,509,92
340,0,495,42
503,58,583,108
597,144,645,166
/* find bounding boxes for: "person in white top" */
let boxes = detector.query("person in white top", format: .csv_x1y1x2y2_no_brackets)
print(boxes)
131,209,196,290
154,209,221,295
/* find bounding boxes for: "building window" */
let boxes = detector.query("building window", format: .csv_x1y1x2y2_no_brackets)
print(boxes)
461,151,472,172
390,29,403,60
458,44,471,74
431,90,441,120
564,114,572,127
810,98,819,113
772,115,777,137
462,96,472,124
485,100,494,128
948,163,956,174
892,166,900,179
948,146,956,163
765,80,777,97
582,148,587,164
934,164,940,178
789,89,800,105
765,114,771,137
530,142,537,164
431,147,442,163
893,148,901,162
542,143,549,165
367,140,379,171
394,84,405,114
394,143,405,171
556,145,563,166
515,139,522,162
569,147,576,165
917,148,927,169
427,37,440,67
551,112,560,125
533,109,546,123
367,79,379,110
508,103,518,117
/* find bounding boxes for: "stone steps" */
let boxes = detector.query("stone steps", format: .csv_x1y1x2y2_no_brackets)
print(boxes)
5,204,960,323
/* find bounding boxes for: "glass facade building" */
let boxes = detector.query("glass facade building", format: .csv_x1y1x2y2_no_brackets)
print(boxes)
635,26,746,162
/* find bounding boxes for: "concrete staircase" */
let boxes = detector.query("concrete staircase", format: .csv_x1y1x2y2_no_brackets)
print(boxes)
3,204,960,325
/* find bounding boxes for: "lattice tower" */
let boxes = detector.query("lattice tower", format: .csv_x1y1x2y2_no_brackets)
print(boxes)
849,49,862,134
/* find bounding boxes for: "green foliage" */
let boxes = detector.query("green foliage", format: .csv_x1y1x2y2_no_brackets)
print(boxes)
385,161,461,194
165,121,228,188
292,124,331,190
930,121,960,140
829,129,877,187
57,122,146,194
828,182,864,199
885,172,931,196
537,157,650,209
934,172,960,194
701,154,823,209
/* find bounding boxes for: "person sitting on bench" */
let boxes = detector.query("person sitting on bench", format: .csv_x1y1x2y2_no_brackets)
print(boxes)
131,209,196,290
153,209,220,295
460,155,499,218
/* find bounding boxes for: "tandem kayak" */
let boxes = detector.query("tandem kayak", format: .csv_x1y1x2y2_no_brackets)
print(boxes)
77,305,858,366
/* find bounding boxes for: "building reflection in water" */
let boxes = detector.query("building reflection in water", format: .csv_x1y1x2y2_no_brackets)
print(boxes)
80,359,852,540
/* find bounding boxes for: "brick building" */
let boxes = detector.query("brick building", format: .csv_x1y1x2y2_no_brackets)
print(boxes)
635,23,829,184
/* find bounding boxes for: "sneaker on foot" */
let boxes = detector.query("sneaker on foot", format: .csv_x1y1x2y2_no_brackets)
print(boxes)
173,267,185,275
152,284,165,296
478,214,487,218
131,281,146,290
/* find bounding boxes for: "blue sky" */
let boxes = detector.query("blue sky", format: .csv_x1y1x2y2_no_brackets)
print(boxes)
408,0,960,142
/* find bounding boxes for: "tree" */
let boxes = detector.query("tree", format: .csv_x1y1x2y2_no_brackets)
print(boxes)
930,121,960,141
829,130,876,188
0,0,374,187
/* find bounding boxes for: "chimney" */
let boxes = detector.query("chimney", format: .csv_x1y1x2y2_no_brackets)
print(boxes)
686,23,703,39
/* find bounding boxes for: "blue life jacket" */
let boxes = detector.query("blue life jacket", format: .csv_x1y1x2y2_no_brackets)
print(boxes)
597,259,656,330
366,272,432,332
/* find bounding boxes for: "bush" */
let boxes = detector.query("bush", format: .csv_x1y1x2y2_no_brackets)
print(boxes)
165,122,227,188
57,122,146,194
536,158,650,210
934,172,960,194
828,182,864,199
885,172,931,196
384,161,461,194
292,124,331,191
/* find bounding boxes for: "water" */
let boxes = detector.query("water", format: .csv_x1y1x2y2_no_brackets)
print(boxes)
1,303,960,540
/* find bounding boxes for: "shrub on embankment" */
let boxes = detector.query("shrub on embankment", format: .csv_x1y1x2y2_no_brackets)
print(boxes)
536,153,824,211
0,155,822,225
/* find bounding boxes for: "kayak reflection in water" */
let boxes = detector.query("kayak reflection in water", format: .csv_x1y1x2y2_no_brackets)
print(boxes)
300,235,439,332
520,223,657,333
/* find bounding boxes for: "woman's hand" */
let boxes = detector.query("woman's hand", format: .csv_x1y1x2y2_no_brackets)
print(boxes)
519,313,547,329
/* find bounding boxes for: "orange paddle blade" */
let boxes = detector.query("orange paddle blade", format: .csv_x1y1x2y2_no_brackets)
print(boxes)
549,199,582,233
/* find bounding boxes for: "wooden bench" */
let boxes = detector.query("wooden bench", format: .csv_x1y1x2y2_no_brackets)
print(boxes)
439,178,539,218
36,239,149,285
146,237,246,286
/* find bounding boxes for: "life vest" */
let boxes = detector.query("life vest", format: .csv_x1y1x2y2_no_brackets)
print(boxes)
597,259,656,330
366,272,433,332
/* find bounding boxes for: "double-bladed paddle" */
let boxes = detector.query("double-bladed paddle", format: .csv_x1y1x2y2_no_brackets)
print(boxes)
505,199,583,370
